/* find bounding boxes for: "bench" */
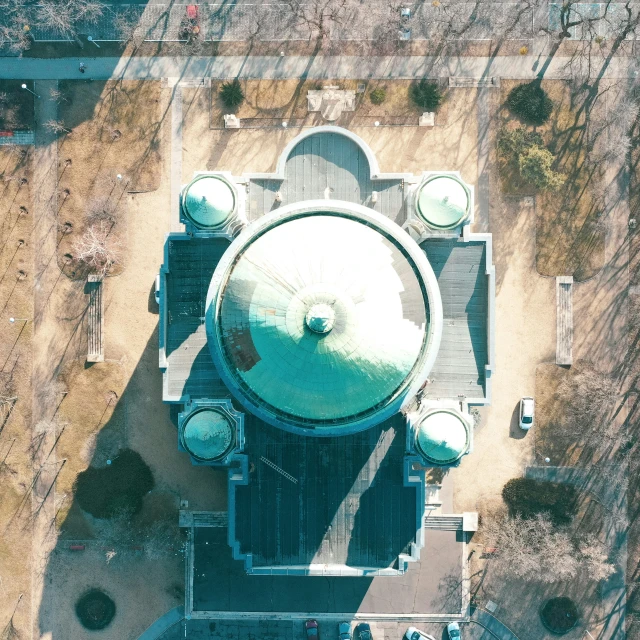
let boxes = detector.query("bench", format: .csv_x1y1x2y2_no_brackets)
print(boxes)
556,276,573,365
86,275,104,363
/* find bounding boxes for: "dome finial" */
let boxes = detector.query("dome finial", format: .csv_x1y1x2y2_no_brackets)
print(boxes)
305,303,335,334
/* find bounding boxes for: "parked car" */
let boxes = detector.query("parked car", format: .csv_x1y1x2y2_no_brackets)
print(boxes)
519,396,535,430
305,619,319,639
355,622,372,640
339,622,351,640
446,622,461,639
154,274,161,305
404,627,436,640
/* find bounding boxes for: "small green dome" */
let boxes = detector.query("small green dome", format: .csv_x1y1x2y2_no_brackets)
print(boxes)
182,408,235,461
417,176,470,229
416,409,469,464
182,175,235,229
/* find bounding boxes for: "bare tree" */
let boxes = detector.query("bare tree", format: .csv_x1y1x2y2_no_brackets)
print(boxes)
557,362,619,448
483,513,615,583
283,0,349,41
72,221,120,276
113,9,146,49
34,0,105,40
44,119,70,134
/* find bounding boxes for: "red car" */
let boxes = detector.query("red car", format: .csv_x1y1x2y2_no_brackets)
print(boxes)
306,620,319,639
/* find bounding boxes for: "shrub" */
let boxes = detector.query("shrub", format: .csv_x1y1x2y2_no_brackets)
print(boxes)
507,81,553,125
74,448,154,519
502,478,577,526
370,88,387,105
76,589,116,630
540,597,579,634
219,79,244,110
410,79,442,111
497,126,543,159
519,145,566,191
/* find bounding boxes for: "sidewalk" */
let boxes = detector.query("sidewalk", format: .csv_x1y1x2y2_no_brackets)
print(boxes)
1,54,638,81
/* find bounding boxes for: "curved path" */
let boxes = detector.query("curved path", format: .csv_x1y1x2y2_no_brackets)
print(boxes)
137,606,184,640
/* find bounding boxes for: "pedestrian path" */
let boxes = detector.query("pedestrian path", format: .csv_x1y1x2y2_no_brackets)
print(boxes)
471,609,520,640
0,54,638,81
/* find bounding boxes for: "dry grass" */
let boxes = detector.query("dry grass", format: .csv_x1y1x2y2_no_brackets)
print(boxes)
54,359,126,532
0,147,34,639
55,80,163,278
209,79,448,128
499,80,605,282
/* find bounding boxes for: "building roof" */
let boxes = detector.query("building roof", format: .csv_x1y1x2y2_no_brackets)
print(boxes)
416,176,470,229
182,175,235,229
182,408,235,461
231,413,421,572
415,409,469,464
207,204,443,435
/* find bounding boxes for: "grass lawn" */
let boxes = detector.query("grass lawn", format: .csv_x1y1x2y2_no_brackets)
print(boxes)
499,80,605,282
0,80,35,130
55,80,163,278
209,79,448,127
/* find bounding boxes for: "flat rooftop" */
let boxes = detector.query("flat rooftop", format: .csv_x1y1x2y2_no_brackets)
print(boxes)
231,413,419,571
192,527,463,614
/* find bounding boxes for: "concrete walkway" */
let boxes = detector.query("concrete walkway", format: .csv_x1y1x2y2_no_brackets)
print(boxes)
1,54,639,81
471,609,520,640
137,606,184,640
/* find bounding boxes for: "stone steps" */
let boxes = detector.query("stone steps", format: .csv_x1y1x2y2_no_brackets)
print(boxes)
423,514,464,531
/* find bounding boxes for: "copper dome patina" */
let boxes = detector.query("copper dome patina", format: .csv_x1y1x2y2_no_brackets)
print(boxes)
206,201,443,436
415,409,470,465
181,175,236,230
181,408,235,461
416,175,471,230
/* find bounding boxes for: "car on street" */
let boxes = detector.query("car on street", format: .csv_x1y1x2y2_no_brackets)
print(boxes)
339,622,351,640
447,622,461,639
305,620,319,639
355,622,372,640
404,627,436,640
519,396,535,430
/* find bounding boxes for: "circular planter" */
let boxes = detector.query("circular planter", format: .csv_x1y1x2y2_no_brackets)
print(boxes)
540,597,579,635
75,589,116,631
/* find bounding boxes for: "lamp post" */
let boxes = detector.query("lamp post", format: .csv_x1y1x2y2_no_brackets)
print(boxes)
21,83,40,99
87,36,101,48
9,317,30,324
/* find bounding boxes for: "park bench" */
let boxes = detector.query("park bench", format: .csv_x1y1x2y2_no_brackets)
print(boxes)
86,275,104,363
556,276,573,365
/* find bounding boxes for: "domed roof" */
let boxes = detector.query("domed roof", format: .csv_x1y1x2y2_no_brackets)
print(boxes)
182,408,235,461
182,175,235,229
415,409,469,464
206,205,443,435
416,175,470,229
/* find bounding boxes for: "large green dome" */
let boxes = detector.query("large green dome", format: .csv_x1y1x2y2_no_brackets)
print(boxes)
206,204,443,435
182,175,235,229
182,408,235,461
416,175,470,229
415,409,469,464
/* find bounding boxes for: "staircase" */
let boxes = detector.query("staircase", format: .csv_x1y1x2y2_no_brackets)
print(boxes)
423,514,464,531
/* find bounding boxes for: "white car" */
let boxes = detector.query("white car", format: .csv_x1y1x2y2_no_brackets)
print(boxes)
154,274,161,305
404,628,436,640
447,622,461,639
519,397,535,430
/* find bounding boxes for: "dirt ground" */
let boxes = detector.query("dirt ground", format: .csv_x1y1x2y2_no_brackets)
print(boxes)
499,79,605,282
56,80,163,277
0,147,34,640
208,79,446,128
183,84,477,183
